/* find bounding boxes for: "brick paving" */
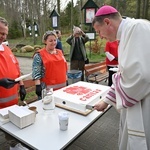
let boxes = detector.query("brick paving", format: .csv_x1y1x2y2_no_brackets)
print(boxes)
65,107,119,150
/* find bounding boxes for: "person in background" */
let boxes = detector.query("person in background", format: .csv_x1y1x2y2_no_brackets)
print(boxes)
66,26,89,81
92,5,150,150
55,30,63,53
0,17,27,150
55,29,61,41
105,40,118,86
32,31,67,99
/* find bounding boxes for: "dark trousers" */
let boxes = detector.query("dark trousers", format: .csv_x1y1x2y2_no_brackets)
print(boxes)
107,66,116,86
0,129,18,149
0,129,31,149
70,60,85,81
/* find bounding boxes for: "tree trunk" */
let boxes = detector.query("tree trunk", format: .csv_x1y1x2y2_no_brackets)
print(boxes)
57,0,60,28
136,0,141,18
143,0,149,19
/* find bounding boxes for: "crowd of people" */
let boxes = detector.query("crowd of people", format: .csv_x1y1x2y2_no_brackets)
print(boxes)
1,3,150,150
0,16,88,149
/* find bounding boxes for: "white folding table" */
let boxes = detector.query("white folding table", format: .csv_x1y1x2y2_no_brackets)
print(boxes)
0,100,110,150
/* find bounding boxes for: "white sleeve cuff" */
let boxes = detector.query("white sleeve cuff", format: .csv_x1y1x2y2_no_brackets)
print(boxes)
103,97,116,108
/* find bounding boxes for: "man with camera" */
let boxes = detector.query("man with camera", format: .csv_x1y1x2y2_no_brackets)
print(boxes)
66,26,89,81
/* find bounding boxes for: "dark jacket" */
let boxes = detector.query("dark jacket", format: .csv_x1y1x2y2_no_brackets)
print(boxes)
56,39,63,53
66,34,89,61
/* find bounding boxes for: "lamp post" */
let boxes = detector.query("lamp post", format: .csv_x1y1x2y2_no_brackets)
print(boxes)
80,0,83,29
33,22,38,45
71,0,73,33
28,25,32,36
49,6,60,29
28,21,38,45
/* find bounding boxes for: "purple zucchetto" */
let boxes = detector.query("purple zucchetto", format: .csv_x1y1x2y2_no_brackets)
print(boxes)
95,5,118,16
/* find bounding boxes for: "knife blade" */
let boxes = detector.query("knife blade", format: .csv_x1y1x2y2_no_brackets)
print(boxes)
86,105,94,110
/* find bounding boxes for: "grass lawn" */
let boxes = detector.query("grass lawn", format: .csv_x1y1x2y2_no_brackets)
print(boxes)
9,34,106,62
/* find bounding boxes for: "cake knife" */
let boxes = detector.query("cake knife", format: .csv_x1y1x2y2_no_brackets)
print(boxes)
86,105,94,110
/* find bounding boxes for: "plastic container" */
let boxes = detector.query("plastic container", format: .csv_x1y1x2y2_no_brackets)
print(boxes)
67,70,82,85
42,88,55,110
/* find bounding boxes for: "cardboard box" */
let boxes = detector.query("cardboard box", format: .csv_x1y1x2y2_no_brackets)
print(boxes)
53,81,110,115
8,105,35,129
0,105,18,119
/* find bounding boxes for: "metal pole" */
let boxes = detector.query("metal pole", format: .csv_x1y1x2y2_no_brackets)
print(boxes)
33,22,36,45
71,0,73,34
80,0,83,29
90,40,91,58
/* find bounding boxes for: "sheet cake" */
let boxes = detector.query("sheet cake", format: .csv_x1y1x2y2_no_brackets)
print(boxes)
53,81,110,114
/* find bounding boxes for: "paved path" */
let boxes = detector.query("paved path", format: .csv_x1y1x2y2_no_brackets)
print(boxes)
17,57,120,150
17,57,32,77
65,107,119,150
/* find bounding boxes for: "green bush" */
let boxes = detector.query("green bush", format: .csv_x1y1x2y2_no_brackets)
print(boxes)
8,21,22,39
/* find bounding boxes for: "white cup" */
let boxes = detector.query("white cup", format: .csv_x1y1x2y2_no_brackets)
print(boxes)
58,112,69,131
